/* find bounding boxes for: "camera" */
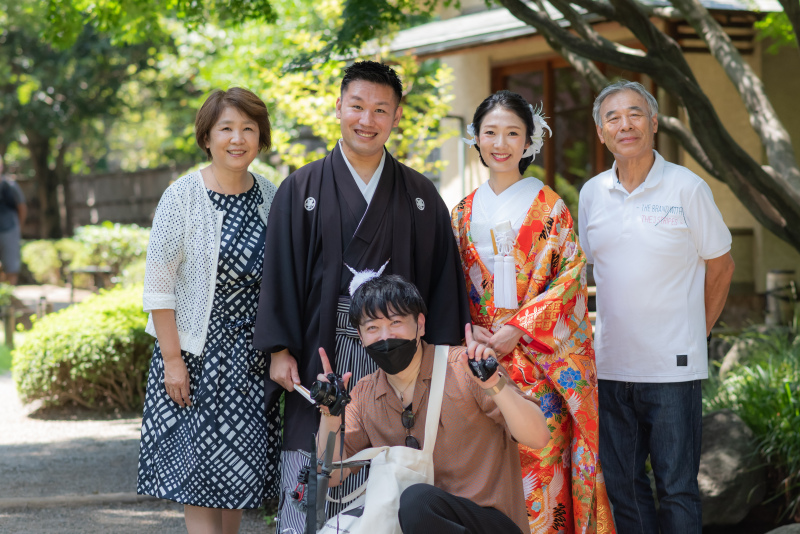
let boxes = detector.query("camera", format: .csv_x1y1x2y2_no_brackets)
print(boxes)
468,356,499,382
309,373,350,416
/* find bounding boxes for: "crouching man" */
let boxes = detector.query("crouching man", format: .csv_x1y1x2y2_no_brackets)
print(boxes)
316,274,549,533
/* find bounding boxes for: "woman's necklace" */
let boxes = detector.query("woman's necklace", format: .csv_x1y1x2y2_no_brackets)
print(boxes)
209,166,229,195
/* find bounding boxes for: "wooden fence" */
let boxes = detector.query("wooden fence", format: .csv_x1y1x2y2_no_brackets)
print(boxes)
17,165,191,238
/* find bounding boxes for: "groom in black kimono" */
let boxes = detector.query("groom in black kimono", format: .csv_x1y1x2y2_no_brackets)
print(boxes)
254,61,471,531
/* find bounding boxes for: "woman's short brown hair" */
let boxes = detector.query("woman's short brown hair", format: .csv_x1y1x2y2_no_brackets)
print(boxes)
195,87,271,159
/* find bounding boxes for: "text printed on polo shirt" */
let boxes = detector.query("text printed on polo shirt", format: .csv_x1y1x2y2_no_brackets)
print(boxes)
636,203,687,227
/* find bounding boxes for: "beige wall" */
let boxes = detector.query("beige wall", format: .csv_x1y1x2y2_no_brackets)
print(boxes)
431,21,800,294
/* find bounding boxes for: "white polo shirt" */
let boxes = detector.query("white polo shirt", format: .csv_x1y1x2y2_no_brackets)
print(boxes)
578,151,731,383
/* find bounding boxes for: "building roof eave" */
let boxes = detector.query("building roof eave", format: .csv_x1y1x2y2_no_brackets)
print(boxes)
388,0,782,56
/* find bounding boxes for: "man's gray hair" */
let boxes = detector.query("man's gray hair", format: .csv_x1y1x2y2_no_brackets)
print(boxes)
592,80,658,127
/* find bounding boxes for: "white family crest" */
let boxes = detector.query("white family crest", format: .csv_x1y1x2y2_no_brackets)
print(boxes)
304,197,316,211
416,198,425,211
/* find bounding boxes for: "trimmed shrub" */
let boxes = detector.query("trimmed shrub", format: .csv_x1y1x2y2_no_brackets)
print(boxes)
21,240,62,285
72,222,150,278
12,284,152,411
704,329,800,519
20,222,150,287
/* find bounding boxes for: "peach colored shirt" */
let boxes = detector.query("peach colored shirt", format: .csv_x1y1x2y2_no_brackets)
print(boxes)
344,343,533,533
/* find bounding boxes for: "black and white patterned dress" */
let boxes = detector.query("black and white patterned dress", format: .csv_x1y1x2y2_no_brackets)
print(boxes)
137,180,281,509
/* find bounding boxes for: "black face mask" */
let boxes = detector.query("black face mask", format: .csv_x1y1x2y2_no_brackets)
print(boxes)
364,337,418,375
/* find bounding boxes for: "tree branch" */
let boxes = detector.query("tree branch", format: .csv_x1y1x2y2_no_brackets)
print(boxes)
538,29,610,92
606,0,698,83
777,0,800,50
548,0,608,46
496,0,800,250
497,0,654,74
563,0,617,21
670,0,800,206
658,115,716,177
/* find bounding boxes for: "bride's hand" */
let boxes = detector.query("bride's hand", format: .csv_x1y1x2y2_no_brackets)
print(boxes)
488,325,524,357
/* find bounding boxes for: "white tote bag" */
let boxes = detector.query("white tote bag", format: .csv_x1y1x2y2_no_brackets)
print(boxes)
319,345,449,534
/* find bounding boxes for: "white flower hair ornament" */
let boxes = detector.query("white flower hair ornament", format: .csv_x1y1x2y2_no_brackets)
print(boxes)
345,260,390,296
521,103,552,160
461,122,477,146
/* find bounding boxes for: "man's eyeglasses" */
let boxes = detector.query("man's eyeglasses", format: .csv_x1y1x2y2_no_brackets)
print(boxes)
401,408,421,450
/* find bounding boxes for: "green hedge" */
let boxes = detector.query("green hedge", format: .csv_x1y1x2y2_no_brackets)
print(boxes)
12,284,152,411
21,222,150,287
704,329,800,518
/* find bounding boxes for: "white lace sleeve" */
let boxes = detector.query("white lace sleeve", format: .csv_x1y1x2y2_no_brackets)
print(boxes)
143,185,185,312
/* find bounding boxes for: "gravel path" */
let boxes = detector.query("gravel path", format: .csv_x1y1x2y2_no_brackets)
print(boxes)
0,371,274,533
0,501,271,533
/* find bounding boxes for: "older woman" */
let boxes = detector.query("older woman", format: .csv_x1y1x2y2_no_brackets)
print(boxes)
452,90,613,533
137,88,279,534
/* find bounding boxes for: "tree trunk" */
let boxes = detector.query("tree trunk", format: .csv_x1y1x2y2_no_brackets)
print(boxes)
25,132,63,239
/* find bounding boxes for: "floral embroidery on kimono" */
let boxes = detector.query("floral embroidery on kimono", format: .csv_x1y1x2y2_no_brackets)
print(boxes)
452,186,615,534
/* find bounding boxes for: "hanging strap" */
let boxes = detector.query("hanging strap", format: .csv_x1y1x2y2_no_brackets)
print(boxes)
328,343,450,499
422,345,448,454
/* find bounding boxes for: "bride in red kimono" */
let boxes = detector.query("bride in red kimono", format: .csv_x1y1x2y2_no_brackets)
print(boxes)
452,90,614,533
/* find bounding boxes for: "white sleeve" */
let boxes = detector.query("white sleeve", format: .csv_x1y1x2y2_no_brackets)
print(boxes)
685,180,731,260
143,186,185,311
578,186,594,264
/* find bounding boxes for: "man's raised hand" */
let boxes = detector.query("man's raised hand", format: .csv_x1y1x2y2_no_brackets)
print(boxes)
318,348,352,389
459,324,502,388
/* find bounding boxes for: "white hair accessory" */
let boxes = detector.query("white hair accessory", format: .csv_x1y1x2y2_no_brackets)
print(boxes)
461,123,477,146
521,103,552,160
345,260,390,296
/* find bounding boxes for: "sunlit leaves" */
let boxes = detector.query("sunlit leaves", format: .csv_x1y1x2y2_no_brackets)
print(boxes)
755,12,797,54
40,0,276,48
185,0,456,175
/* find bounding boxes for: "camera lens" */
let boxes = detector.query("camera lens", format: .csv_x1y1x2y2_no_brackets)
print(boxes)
309,380,337,407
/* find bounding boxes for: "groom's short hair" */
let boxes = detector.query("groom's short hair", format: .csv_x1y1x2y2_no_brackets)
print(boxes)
341,61,403,106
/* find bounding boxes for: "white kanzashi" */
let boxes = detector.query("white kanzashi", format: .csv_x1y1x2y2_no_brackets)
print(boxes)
522,103,552,160
345,260,390,297
461,122,477,146
461,103,551,161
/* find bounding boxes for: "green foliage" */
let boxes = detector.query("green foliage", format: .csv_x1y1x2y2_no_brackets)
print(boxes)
332,0,448,55
755,12,797,54
71,222,150,277
21,223,150,286
704,329,800,518
188,0,456,174
0,344,11,373
0,283,15,308
119,259,147,287
32,0,276,49
21,240,62,285
12,284,151,410
185,159,284,186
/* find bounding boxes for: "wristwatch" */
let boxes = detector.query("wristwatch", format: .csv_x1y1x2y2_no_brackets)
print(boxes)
482,374,507,396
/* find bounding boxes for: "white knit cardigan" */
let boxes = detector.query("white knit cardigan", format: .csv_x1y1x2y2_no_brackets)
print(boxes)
143,171,277,355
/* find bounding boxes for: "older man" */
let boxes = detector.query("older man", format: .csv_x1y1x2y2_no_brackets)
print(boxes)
578,80,734,533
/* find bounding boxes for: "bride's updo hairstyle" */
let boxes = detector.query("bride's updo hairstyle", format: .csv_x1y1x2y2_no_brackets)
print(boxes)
471,90,536,175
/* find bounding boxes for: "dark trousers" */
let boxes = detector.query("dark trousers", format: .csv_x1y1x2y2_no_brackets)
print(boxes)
398,484,522,534
598,379,703,534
